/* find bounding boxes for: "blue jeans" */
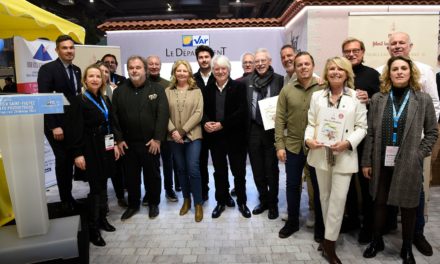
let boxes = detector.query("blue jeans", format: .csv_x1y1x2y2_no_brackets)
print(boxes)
170,140,202,205
285,149,307,225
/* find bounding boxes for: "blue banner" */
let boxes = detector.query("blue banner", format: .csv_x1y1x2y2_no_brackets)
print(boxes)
0,94,64,116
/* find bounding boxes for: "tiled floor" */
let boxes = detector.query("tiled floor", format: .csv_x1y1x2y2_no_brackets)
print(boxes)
46,165,440,263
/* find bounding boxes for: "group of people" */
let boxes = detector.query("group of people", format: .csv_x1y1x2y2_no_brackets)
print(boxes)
37,32,438,264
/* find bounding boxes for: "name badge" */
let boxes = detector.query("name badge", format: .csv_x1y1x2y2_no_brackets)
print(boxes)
105,134,114,151
384,146,399,167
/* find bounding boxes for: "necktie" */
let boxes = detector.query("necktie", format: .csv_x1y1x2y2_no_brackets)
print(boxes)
68,64,76,94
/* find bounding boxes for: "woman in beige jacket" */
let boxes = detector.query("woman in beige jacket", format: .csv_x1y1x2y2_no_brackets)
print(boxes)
165,60,204,222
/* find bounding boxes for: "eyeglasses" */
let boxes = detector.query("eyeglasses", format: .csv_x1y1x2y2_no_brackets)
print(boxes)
255,59,268,65
104,60,117,65
343,49,362,55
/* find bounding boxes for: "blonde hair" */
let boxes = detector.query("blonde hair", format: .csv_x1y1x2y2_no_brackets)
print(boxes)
380,56,421,93
169,60,198,90
322,56,355,89
81,64,106,96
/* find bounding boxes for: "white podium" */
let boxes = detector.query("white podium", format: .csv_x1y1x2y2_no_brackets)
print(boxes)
0,94,80,263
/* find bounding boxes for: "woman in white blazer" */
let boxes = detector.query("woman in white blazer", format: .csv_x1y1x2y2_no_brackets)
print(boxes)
305,57,367,264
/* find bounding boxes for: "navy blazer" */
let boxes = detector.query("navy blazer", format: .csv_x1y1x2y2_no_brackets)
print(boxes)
202,78,248,144
38,58,82,131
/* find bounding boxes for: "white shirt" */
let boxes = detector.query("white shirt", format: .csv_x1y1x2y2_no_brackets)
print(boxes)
201,71,211,86
376,61,440,120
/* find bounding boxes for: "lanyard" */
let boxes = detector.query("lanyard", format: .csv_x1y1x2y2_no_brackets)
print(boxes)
84,91,110,134
389,90,410,145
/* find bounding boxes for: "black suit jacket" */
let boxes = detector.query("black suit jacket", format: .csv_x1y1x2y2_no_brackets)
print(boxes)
38,58,82,131
202,78,248,145
194,70,215,90
244,71,284,131
110,73,126,86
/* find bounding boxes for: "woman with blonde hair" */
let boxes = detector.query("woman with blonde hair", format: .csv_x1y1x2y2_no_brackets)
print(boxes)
166,60,204,222
305,56,367,263
65,64,120,246
362,56,438,263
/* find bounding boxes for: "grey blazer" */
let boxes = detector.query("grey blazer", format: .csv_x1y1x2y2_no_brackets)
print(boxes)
361,90,438,208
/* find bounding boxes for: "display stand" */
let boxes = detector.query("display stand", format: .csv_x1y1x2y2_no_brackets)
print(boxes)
0,94,80,263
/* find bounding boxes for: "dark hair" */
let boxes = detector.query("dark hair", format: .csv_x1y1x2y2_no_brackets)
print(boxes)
195,45,214,59
55,35,74,48
127,55,147,71
101,54,118,66
280,44,296,53
294,51,315,67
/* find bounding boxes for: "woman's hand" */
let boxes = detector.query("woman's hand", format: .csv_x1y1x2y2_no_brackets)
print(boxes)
75,156,86,170
330,140,351,153
362,167,372,180
114,145,121,160
305,139,325,149
171,130,184,143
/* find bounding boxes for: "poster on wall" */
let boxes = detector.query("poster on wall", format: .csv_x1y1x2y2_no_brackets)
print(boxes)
13,36,57,187
348,14,439,69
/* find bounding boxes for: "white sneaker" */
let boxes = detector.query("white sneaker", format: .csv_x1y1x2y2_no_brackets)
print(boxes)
306,210,315,228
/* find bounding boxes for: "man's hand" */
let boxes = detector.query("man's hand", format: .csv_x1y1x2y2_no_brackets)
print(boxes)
362,167,372,180
276,149,286,162
356,89,369,104
52,127,64,141
117,141,128,155
74,156,86,170
146,139,161,154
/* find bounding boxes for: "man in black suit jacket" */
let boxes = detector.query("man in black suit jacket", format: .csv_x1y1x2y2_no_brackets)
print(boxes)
102,54,126,86
112,55,169,221
245,48,284,220
38,35,82,211
202,55,250,219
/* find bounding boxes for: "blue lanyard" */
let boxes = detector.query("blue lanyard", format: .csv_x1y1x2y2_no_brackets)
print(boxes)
389,90,410,145
84,91,110,134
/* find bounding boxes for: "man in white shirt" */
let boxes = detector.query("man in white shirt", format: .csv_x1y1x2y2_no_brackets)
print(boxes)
376,31,437,257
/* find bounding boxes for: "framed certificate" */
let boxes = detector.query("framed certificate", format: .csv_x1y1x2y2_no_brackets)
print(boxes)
316,108,346,146
258,95,278,130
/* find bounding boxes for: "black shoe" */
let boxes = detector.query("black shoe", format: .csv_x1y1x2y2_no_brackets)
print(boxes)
413,233,433,256
279,221,299,238
268,207,279,220
252,204,268,215
117,198,128,207
226,196,235,207
142,195,149,206
230,188,236,197
149,205,159,219
121,207,139,221
166,190,178,202
212,204,225,218
400,245,416,264
175,186,182,192
89,228,106,247
238,204,251,218
363,237,384,258
358,228,372,245
100,218,116,232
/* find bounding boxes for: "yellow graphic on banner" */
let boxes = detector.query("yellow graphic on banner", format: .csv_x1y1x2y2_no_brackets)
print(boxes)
0,154,14,226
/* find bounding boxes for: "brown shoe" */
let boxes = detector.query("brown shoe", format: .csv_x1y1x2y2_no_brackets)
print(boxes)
322,239,342,264
180,198,191,216
195,204,203,222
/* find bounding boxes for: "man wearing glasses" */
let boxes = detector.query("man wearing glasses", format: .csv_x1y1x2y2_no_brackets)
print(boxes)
102,54,126,86
245,48,283,220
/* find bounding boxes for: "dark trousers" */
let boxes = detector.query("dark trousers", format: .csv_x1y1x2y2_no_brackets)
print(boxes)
285,149,306,225
248,123,279,208
309,166,325,239
210,137,247,205
124,142,161,208
110,158,125,199
45,131,74,202
160,141,179,193
200,140,211,197
373,167,417,241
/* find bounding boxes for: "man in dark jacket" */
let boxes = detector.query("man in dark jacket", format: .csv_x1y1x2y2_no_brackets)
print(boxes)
112,55,169,221
38,35,82,212
102,54,126,86
245,48,283,220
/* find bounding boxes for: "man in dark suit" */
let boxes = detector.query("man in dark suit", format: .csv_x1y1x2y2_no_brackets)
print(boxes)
38,35,82,211
202,55,250,219
102,54,126,86
245,48,283,220
112,55,169,221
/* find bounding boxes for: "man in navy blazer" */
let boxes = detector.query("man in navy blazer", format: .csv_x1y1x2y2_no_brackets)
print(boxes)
38,35,82,212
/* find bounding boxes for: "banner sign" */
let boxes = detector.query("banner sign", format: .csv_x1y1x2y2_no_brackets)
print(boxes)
0,94,64,116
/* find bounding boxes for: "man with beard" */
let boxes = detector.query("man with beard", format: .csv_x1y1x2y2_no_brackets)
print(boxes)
245,48,283,220
112,56,169,221
102,54,126,86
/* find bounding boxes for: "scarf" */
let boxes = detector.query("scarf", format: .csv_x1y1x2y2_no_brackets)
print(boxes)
250,66,275,95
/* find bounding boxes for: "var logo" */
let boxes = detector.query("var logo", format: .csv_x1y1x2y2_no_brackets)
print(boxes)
182,35,210,47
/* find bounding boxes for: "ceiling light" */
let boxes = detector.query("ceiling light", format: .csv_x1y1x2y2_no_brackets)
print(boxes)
167,3,173,12
57,0,75,6
90,0,94,3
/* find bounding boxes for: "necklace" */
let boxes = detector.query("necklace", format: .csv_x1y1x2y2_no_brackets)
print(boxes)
174,88,188,113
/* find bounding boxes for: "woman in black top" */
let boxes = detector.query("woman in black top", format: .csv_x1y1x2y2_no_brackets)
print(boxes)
66,64,120,246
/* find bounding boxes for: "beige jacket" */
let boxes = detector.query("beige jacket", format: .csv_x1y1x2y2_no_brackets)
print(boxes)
165,87,203,141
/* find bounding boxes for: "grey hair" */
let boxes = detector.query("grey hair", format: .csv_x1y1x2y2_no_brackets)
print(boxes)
211,55,231,73
254,48,272,60
240,52,254,62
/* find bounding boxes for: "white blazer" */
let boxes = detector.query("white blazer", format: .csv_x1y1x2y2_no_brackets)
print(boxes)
304,88,367,173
